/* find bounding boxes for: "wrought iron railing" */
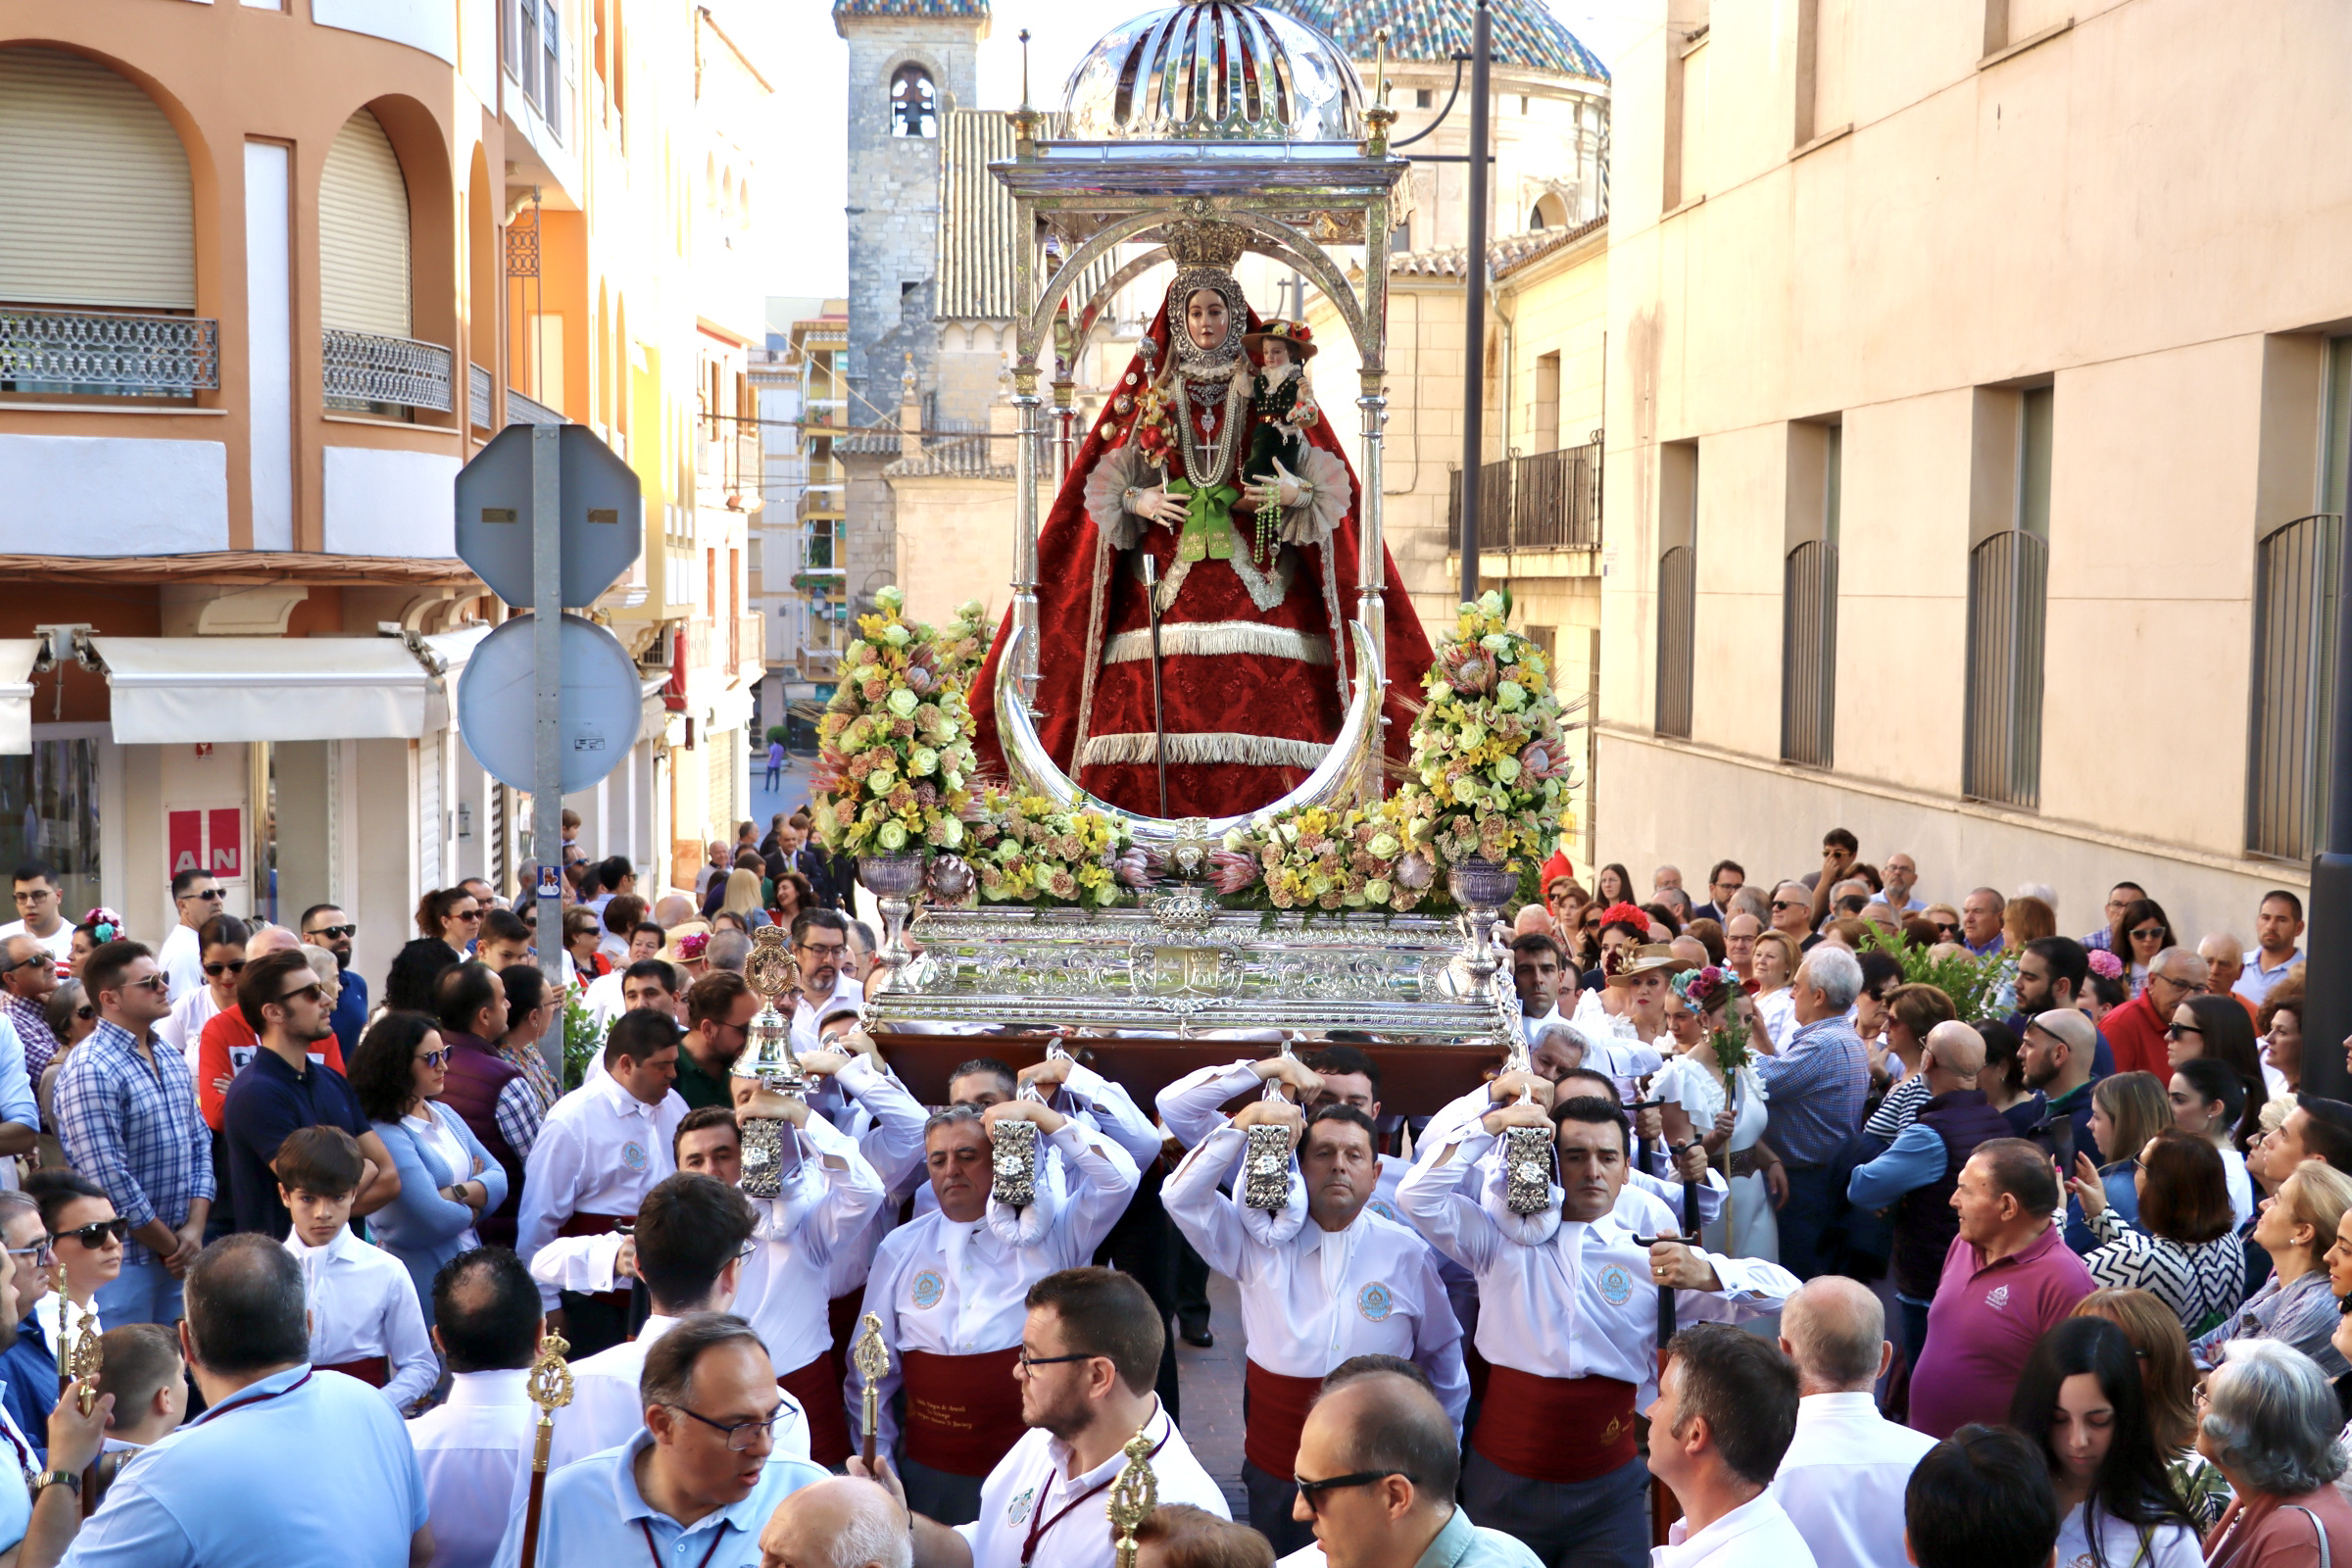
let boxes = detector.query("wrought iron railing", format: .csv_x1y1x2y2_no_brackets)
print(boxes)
1447,433,1603,553
505,386,563,426
321,329,453,413
1656,544,1695,739
0,309,220,396
1781,538,1838,767
2246,513,2343,860
469,363,492,428
1963,528,2049,808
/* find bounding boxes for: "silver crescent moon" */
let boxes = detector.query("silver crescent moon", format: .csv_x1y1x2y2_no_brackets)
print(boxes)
994,620,1383,852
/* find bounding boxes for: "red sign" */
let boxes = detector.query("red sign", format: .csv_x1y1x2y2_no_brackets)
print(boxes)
168,808,243,881
208,808,242,878
168,810,203,878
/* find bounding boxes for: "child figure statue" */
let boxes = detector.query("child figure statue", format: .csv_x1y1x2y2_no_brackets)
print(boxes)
1240,318,1321,564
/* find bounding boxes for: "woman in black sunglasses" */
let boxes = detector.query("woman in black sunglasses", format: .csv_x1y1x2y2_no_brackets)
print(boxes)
155,914,248,1071
22,1170,123,1350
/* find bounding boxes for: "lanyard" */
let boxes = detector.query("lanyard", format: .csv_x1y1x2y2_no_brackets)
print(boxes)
640,1517,730,1568
1020,1429,1171,1567
188,1370,313,1428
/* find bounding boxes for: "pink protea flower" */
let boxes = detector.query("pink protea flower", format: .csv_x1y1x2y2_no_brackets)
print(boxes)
1210,851,1261,895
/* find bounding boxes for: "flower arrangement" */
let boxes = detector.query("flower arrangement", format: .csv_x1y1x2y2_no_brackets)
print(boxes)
1411,593,1576,870
810,587,980,859
1214,792,1444,913
963,788,1146,907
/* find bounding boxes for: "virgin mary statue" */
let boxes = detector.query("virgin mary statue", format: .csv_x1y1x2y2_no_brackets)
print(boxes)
969,220,1433,820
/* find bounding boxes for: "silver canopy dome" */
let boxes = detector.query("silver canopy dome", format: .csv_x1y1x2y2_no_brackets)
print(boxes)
1060,0,1364,143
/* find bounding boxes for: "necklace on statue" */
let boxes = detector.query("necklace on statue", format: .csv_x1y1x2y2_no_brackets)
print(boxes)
1173,378,1239,488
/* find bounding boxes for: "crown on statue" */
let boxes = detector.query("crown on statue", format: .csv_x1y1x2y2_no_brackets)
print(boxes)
1162,219,1248,270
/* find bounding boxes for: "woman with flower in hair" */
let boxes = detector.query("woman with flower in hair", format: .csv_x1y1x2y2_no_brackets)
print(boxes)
2083,947,2131,1023
1652,963,1779,1261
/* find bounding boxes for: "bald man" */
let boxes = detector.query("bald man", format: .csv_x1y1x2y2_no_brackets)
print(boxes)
759,1476,912,1568
1843,1022,2001,1373
1288,1362,1539,1568
1767,1279,1936,1568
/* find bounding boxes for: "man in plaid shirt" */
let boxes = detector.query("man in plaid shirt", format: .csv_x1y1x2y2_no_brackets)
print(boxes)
56,940,214,1325
1753,944,1871,1282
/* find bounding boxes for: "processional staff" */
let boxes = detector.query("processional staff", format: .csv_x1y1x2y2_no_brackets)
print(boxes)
1105,1427,1158,1568
63,1304,100,1518
853,1312,891,1471
515,1330,574,1568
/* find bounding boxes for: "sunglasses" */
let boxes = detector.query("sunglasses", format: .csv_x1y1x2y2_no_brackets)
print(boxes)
277,983,325,1007
185,889,224,902
2166,1023,2204,1041
416,1048,451,1068
2130,926,2166,942
0,955,40,977
203,959,247,978
1771,900,1806,911
305,924,356,942
1294,1471,1416,1514
122,974,168,995
73,1005,93,1021
1932,922,1959,936
451,909,484,923
58,1219,129,1249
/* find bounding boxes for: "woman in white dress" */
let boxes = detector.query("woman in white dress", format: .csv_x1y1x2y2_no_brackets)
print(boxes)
1650,964,1780,1263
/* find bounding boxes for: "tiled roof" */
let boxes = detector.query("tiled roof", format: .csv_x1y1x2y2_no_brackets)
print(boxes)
1385,215,1605,279
935,109,1116,321
832,0,987,19
834,429,906,458
885,433,1014,479
1267,0,1607,83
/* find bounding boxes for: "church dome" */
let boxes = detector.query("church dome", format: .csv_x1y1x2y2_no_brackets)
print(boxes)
1266,0,1607,84
1060,1,1364,143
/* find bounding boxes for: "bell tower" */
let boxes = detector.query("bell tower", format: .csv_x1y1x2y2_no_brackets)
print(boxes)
832,0,989,434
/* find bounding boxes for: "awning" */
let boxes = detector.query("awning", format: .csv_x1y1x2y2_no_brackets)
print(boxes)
0,641,40,756
87,636,438,744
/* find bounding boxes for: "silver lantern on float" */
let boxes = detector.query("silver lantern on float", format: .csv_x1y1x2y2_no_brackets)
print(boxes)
730,927,809,1199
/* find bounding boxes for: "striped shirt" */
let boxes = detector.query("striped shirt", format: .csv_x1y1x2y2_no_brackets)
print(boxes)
2082,1205,2245,1337
55,1020,216,1265
1755,1015,1869,1167
2191,1265,2349,1377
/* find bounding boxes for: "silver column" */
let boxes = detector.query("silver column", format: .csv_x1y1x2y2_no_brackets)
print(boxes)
1010,365,1044,714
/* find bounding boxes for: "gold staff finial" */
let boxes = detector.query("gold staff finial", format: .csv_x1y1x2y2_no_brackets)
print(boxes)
1106,1427,1159,1568
68,1304,102,1415
853,1311,891,1468
526,1329,574,1422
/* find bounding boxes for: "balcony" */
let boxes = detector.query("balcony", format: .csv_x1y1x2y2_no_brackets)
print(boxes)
737,614,764,677
1446,433,1604,555
0,308,220,398
506,387,563,426
322,329,454,414
469,364,492,428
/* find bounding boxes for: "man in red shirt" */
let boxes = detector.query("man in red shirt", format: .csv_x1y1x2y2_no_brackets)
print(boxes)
2098,947,2209,1079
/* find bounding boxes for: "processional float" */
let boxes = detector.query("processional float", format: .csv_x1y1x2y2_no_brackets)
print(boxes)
851,0,1525,1061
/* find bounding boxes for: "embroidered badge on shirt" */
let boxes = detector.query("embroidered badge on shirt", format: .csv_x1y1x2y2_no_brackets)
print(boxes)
1984,1284,2011,1311
911,1270,946,1309
1357,1282,1395,1323
1366,1198,1399,1223
1005,1486,1037,1526
1597,1263,1635,1307
620,1141,649,1172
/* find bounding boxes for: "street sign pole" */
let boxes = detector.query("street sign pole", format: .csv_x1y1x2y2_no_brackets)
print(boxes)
531,425,564,1075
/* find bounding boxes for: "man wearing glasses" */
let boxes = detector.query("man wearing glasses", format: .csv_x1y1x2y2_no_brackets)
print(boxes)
0,863,71,964
530,1171,811,1471
853,1267,1229,1568
299,905,368,1060
787,911,863,1055
53,942,213,1326
0,934,65,1084
517,1311,827,1568
0,1191,57,1446
2101,948,2210,1080
156,870,227,1005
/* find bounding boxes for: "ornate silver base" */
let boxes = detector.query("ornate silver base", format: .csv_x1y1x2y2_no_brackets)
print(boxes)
739,1117,788,1200
863,905,1512,1043
990,1118,1040,1207
1242,1124,1293,1210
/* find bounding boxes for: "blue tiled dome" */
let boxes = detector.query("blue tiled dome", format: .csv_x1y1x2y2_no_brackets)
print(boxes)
1267,0,1606,83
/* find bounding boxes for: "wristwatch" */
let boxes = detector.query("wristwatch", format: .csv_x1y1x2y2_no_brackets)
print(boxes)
34,1468,79,1497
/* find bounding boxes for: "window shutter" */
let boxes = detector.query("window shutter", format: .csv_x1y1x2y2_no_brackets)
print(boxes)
0,47,194,310
318,110,411,338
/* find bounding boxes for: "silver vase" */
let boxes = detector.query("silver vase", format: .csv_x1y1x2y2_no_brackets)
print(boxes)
859,852,929,971
1446,856,1516,993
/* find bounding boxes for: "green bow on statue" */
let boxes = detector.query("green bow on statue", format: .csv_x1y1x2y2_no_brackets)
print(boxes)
1166,477,1241,562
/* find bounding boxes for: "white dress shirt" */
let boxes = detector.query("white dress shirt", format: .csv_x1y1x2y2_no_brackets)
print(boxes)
734,1110,887,1373
851,1120,1141,1453
1767,1392,1937,1568
1652,1491,1817,1568
34,1291,99,1367
1416,1087,1728,1234
956,1396,1229,1568
1397,1130,1796,1405
156,984,222,1073
537,1312,812,1472
912,1061,1167,1218
284,1227,437,1410
1164,1125,1469,1427
1154,1059,1413,1223
156,923,203,1006
808,1054,937,1303
789,976,867,1055
409,1367,536,1568
515,1071,688,1308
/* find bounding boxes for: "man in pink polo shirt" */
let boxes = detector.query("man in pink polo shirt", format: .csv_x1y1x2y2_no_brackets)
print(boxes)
1906,1137,2092,1439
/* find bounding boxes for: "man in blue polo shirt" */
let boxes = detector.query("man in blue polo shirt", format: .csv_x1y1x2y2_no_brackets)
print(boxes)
219,951,400,1240
494,1312,826,1567
56,1233,431,1565
297,906,369,1062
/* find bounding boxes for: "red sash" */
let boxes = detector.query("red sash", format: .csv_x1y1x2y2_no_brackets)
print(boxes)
319,1356,390,1389
557,1211,635,1311
1242,1361,1325,1480
1470,1366,1638,1484
899,1347,1024,1477
778,1351,852,1469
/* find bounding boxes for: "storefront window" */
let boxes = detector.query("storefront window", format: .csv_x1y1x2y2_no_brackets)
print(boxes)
0,740,101,922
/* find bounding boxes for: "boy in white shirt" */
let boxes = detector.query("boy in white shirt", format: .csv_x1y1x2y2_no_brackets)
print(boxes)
274,1127,436,1410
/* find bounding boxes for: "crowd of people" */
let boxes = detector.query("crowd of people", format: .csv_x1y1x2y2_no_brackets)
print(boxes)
0,823,2328,1568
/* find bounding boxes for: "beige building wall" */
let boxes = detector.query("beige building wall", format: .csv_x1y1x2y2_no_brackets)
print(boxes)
1599,0,2352,942
894,473,1013,632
